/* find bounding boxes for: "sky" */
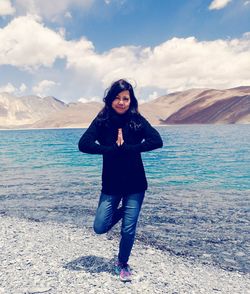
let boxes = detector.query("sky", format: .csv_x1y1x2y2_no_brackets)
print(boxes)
0,0,250,103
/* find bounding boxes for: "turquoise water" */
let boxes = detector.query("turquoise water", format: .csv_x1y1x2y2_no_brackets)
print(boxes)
0,125,249,273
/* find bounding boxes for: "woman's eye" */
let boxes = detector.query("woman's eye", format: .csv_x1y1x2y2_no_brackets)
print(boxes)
115,96,129,102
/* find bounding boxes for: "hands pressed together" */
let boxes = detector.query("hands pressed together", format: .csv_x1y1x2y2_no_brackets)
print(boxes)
116,128,124,146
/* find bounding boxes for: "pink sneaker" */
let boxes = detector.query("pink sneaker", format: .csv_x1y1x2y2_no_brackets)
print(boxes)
119,264,132,282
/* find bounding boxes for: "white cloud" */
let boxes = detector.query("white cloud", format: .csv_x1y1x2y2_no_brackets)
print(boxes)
137,36,250,91
78,96,100,103
104,0,126,5
19,83,27,93
148,91,159,101
209,0,232,10
0,0,16,16
67,35,250,95
244,1,250,5
0,15,93,69
64,11,72,19
14,0,93,20
0,82,27,94
0,15,250,102
0,82,16,93
32,80,58,97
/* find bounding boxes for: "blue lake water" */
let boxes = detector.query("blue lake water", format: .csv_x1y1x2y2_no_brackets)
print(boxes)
0,125,249,273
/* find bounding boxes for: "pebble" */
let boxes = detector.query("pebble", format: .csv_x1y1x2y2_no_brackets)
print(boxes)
25,287,52,294
235,252,246,257
0,216,249,294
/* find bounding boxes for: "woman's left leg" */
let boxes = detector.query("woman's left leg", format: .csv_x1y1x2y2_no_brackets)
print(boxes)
93,193,123,234
118,192,145,264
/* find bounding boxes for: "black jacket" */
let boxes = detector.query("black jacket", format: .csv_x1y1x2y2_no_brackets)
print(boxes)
78,112,163,195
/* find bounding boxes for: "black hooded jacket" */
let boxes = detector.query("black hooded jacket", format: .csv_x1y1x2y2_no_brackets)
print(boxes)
78,112,163,195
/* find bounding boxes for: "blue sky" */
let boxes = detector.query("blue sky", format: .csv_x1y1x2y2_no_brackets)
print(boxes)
0,0,250,103
65,0,250,50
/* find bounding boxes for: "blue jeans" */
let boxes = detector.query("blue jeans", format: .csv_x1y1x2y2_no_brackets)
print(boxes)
93,192,145,264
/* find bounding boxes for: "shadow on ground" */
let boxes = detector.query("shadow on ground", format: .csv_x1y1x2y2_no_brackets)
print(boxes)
64,255,115,274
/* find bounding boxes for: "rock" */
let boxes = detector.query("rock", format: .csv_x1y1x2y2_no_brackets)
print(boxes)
1,216,249,294
235,252,246,257
26,287,52,293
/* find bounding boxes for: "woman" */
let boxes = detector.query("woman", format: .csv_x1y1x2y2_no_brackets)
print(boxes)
78,79,163,282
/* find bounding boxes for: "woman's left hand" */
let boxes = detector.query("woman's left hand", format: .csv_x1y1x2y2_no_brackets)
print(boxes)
116,128,124,146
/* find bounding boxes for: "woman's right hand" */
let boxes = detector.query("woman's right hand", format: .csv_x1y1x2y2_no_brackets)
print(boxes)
116,128,124,146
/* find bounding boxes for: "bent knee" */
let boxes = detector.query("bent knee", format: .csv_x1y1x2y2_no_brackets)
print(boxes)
93,223,108,235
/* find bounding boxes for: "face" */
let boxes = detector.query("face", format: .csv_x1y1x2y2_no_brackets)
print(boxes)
111,90,131,114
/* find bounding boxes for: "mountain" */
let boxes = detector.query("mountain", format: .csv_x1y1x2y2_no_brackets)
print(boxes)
0,86,249,129
163,94,250,124
0,93,66,128
31,101,102,128
141,86,250,124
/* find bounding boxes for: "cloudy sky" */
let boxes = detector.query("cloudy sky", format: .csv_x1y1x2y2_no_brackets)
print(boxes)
0,0,250,103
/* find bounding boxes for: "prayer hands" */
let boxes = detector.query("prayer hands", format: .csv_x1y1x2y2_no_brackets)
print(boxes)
116,128,124,146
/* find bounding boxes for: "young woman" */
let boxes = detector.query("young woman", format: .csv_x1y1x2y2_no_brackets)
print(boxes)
78,79,163,282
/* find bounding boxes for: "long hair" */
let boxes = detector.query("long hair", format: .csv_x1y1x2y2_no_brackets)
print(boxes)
96,79,142,130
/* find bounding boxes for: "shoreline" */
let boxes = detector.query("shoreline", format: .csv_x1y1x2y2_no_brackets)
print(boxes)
0,123,250,132
0,122,250,131
1,215,249,294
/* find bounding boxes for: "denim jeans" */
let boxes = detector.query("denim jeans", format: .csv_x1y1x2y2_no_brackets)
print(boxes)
93,191,145,264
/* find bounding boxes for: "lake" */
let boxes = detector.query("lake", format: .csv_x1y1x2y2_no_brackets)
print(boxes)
0,125,249,273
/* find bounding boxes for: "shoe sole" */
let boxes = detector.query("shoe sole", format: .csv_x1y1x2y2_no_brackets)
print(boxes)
120,276,132,282
120,272,132,282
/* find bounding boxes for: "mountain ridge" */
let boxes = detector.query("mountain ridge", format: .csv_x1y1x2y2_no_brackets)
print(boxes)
0,86,249,129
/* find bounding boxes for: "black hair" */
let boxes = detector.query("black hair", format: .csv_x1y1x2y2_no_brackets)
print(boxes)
96,79,142,130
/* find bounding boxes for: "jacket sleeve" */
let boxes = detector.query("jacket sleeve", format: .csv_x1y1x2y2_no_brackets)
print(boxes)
78,118,118,155
121,117,163,153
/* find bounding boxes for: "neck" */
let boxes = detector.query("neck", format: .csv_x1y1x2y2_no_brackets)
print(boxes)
110,109,129,127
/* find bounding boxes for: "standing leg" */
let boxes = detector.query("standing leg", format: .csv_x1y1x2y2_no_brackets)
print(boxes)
93,193,123,234
118,192,145,264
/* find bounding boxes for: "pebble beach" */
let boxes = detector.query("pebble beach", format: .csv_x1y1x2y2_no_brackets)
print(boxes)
0,216,249,294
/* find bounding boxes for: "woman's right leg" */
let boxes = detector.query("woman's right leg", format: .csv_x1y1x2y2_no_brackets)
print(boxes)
93,193,123,234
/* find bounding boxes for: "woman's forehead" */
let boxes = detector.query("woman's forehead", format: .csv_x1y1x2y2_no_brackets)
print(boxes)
116,90,130,97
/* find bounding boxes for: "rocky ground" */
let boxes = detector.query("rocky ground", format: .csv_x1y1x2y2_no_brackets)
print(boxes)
0,216,249,294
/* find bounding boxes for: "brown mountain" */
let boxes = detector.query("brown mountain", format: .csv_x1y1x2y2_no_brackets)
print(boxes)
32,101,102,128
159,87,250,124
141,86,250,125
0,93,66,128
0,86,249,129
